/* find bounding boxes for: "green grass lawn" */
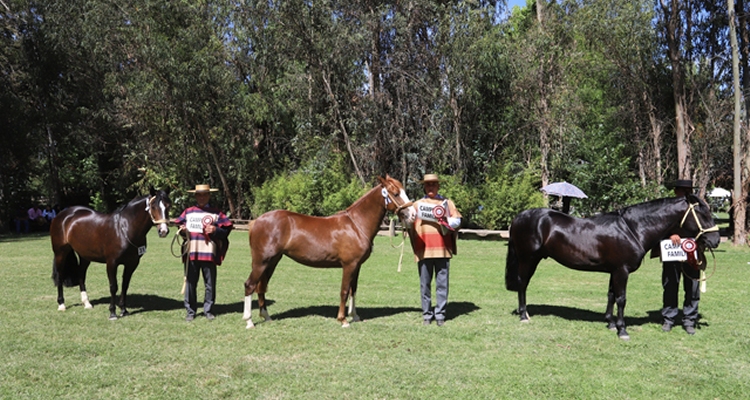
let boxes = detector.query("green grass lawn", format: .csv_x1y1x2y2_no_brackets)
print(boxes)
1,230,749,399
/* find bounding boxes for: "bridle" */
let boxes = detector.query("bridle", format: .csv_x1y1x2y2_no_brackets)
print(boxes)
679,202,719,241
145,195,169,225
382,186,413,216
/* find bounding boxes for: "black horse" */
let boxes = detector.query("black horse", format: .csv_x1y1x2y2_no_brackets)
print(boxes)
50,188,171,319
505,194,720,340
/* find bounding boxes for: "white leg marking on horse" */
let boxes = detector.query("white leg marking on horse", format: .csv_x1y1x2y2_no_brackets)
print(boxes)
245,319,256,329
341,321,350,328
58,304,66,311
242,295,252,321
81,291,93,309
348,294,360,322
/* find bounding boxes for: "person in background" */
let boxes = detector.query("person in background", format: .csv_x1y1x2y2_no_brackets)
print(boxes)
27,204,45,231
408,174,461,326
653,179,701,335
43,204,57,222
14,206,29,234
174,184,233,322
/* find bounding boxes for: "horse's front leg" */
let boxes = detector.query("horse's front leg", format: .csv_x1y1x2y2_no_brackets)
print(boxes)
338,266,356,327
604,276,616,330
612,271,630,340
518,289,530,322
117,262,138,317
347,267,362,323
106,261,119,320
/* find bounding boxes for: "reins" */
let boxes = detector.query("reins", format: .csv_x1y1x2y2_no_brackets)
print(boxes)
170,229,190,294
681,247,717,293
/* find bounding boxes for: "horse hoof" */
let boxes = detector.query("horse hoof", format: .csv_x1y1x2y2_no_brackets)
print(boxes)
351,315,361,322
607,323,616,331
341,321,350,328
245,320,255,329
120,310,130,318
84,303,93,309
619,334,630,341
109,314,118,321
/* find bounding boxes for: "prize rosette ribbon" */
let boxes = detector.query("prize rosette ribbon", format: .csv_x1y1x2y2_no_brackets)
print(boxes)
432,205,453,232
202,215,215,244
681,238,698,270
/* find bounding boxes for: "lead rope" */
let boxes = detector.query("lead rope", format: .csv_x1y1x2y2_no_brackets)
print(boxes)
680,248,716,293
389,219,407,272
170,229,190,294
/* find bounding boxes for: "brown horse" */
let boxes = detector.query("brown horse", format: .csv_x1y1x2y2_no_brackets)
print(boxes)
50,188,171,320
242,175,416,328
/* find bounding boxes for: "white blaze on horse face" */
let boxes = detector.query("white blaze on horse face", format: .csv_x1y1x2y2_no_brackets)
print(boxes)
156,200,170,237
398,189,416,222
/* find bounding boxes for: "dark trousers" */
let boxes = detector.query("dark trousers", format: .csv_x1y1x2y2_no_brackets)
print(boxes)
419,258,449,322
184,260,217,317
662,261,700,327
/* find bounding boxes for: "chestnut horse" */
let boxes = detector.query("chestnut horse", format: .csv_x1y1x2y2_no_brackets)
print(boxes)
505,194,720,340
50,188,171,319
243,175,416,328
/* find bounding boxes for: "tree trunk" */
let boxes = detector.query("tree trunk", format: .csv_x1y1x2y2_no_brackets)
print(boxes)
735,0,748,245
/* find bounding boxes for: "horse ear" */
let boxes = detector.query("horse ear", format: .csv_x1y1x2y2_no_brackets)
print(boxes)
149,186,157,196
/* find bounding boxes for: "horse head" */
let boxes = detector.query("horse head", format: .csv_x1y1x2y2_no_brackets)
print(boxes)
147,187,172,238
378,175,416,223
677,194,720,251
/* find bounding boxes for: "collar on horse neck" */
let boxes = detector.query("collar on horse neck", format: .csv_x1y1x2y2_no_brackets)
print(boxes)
679,201,719,240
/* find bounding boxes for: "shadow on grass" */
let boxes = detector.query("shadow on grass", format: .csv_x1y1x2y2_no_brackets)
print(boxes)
89,294,272,316
254,300,479,322
521,304,663,327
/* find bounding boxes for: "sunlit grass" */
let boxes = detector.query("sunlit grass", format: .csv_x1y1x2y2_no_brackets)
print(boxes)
1,231,749,398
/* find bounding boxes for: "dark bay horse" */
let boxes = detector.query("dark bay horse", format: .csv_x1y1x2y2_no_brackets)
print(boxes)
505,194,720,339
242,175,416,328
50,188,171,320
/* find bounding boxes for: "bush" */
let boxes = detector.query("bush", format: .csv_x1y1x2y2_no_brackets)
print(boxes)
251,154,366,217
472,164,545,230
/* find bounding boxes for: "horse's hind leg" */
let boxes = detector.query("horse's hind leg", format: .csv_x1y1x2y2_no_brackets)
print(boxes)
79,258,93,309
53,253,67,311
517,260,540,322
243,255,280,329
605,276,616,330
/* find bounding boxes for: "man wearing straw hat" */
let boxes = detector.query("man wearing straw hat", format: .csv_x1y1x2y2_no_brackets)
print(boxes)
174,184,233,321
409,174,462,326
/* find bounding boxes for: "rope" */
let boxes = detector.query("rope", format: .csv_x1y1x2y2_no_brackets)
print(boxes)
680,248,717,294
389,219,407,272
170,230,190,294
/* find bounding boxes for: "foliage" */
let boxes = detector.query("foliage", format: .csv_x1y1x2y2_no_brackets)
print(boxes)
472,163,546,229
251,154,366,217
0,0,741,231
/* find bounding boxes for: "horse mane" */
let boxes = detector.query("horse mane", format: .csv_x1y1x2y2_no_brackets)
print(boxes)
113,195,147,215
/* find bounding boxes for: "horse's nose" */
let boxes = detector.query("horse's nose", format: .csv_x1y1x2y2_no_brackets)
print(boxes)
158,223,169,238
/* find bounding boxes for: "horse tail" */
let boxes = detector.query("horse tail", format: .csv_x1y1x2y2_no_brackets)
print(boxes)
51,251,81,288
505,238,520,292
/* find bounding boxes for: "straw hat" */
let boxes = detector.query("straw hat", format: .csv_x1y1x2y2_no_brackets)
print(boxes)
419,174,441,183
187,184,219,193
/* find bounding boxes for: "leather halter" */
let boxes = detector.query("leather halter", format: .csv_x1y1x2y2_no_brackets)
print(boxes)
146,196,169,225
680,202,719,240
383,186,413,214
